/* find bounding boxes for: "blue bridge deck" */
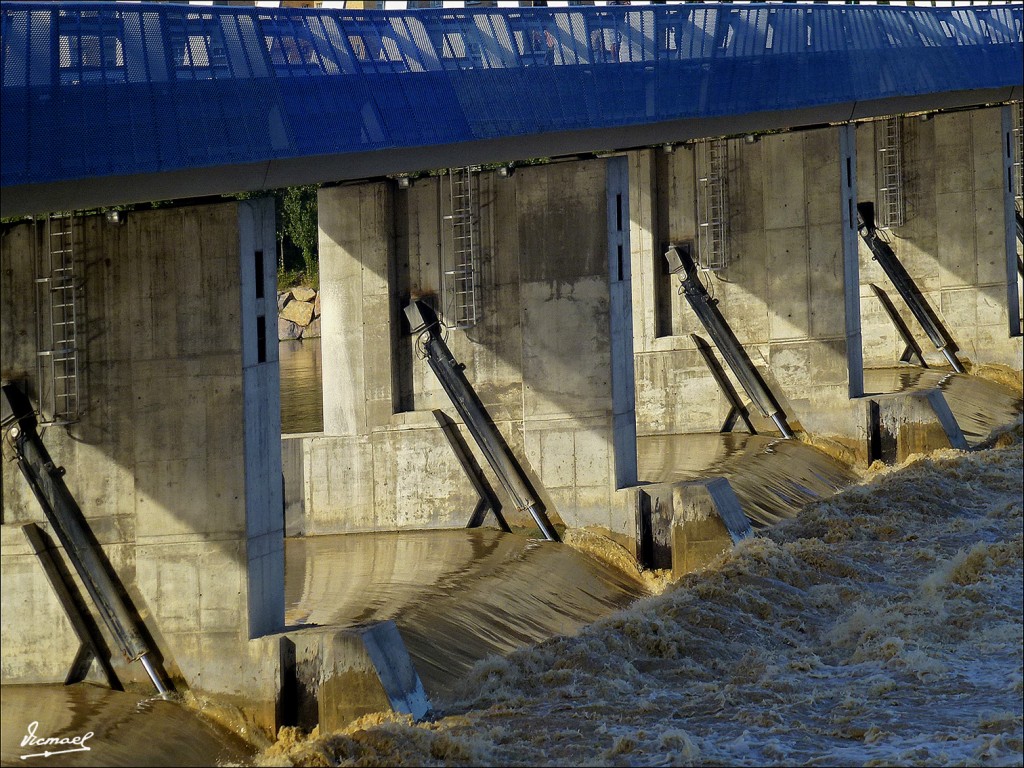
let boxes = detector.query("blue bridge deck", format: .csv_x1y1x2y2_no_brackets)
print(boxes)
1,2,1021,214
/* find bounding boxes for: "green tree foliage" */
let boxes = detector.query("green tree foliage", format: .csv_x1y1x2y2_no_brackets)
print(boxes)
281,185,319,288
228,186,318,290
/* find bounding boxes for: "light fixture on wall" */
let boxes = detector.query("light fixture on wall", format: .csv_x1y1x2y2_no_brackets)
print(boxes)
662,143,675,154
105,210,124,224
496,163,515,179
744,134,759,144
396,175,412,189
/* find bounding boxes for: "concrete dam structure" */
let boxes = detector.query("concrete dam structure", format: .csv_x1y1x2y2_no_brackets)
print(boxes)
1,0,1022,743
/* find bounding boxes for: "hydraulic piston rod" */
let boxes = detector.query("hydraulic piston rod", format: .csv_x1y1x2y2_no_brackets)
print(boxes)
856,202,964,373
1,383,170,696
404,301,559,542
664,247,794,439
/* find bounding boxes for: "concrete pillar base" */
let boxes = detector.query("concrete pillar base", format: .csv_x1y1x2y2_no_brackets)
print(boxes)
281,621,431,734
320,621,431,731
867,388,968,465
671,478,753,579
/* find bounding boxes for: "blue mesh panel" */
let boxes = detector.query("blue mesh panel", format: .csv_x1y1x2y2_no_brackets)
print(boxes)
1,2,1021,189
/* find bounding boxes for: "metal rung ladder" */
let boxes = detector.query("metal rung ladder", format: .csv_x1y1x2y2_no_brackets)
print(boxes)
35,214,81,425
442,167,482,329
876,115,906,229
696,138,730,271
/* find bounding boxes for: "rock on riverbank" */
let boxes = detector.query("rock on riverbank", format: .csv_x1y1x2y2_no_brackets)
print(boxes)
278,287,320,340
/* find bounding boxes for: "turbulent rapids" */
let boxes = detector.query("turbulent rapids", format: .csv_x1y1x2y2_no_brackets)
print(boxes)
258,421,1024,767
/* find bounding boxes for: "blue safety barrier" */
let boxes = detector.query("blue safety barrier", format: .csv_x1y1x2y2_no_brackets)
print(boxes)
1,2,1021,189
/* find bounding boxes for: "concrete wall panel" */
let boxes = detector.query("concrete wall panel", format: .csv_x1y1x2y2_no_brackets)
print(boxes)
763,133,807,231
857,106,1022,370
521,277,610,420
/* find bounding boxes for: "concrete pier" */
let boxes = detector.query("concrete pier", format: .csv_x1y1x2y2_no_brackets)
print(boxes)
671,479,753,579
1,201,284,725
868,388,970,465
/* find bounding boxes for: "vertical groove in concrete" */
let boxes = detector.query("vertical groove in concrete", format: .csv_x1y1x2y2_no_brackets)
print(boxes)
840,123,864,399
611,154,638,489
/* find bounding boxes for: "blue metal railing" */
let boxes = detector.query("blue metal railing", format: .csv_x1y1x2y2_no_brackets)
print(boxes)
1,2,1021,188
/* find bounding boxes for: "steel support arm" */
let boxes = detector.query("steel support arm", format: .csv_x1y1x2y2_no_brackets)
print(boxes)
664,247,794,438
856,203,964,373
1,383,169,695
404,302,559,542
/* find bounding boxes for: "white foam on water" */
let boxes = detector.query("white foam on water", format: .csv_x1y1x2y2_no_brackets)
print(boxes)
258,422,1024,767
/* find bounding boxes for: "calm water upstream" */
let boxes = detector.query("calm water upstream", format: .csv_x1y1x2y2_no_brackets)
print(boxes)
279,339,323,434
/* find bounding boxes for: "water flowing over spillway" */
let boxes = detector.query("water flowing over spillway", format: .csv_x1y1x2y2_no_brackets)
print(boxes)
637,433,859,528
284,530,651,700
4,352,1020,766
864,368,1024,446
260,423,1024,767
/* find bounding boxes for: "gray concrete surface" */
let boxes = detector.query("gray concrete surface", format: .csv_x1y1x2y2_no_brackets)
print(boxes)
868,388,970,465
1,201,284,728
671,478,753,579
297,108,1021,549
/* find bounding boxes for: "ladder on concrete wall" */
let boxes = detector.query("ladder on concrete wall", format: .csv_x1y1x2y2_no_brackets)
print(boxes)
696,138,730,271
875,115,906,229
442,167,482,329
35,213,81,425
